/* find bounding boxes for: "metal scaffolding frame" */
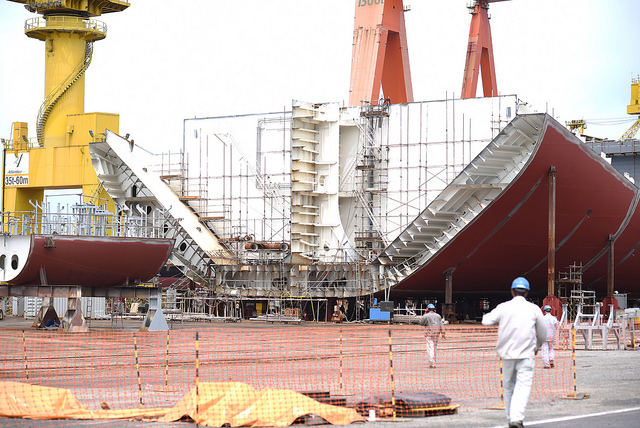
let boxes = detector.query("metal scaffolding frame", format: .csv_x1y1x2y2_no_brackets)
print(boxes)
145,97,517,300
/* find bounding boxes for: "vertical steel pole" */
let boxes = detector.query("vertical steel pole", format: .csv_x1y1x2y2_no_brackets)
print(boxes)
445,268,454,322
607,235,615,298
548,167,556,297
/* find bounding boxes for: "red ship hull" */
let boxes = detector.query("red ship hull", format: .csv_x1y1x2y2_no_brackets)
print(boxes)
388,115,640,298
2,235,173,287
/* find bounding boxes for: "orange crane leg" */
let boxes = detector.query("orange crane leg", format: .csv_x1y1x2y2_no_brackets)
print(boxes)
461,1,499,99
349,0,413,106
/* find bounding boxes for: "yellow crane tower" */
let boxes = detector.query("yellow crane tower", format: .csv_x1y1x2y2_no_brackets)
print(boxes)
620,76,640,140
3,0,130,214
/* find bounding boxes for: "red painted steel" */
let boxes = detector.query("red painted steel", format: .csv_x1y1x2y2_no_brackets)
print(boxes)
349,0,413,106
9,235,173,287
391,116,640,297
461,1,500,99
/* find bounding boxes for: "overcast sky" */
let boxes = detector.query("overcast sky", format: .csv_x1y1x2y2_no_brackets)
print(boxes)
1,0,639,152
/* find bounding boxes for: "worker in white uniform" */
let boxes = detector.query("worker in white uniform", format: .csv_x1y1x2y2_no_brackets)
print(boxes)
482,277,547,428
419,303,444,368
541,305,558,368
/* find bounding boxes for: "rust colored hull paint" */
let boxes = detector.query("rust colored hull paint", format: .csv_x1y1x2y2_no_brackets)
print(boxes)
10,235,173,287
391,117,640,297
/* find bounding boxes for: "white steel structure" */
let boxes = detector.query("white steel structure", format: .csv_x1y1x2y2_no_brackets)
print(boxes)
89,96,517,298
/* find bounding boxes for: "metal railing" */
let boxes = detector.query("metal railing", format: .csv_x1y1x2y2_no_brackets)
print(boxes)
0,205,174,239
1,137,40,150
585,138,640,155
25,16,107,36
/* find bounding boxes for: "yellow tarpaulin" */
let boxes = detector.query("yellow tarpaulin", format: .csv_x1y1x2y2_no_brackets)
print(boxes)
0,381,364,427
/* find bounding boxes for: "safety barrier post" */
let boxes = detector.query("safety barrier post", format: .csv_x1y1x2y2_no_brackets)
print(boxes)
488,357,505,410
499,360,505,408
195,331,200,425
571,326,577,398
22,330,28,380
339,327,344,395
388,327,396,420
133,333,143,407
165,330,170,390
563,326,578,399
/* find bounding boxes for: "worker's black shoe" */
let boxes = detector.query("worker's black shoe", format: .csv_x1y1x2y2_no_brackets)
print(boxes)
508,421,524,428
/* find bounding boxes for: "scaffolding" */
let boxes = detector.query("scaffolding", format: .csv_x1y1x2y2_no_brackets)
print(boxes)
355,103,390,260
557,263,597,321
139,96,518,301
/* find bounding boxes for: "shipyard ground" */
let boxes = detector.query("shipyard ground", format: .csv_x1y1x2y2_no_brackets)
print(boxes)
0,317,638,428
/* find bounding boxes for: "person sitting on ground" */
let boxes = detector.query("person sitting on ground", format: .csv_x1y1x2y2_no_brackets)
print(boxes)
331,306,346,323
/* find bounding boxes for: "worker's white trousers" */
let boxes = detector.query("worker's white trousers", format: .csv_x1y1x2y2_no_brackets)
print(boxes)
541,341,555,366
502,358,534,423
425,336,438,366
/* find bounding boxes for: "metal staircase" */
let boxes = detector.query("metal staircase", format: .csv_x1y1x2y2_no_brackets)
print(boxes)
37,41,93,146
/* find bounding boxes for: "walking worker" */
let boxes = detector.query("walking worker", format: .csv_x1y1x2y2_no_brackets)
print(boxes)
541,305,559,368
419,303,444,368
482,277,547,428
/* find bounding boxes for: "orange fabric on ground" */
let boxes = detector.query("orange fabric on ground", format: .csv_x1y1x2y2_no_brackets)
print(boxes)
161,382,363,426
0,381,363,427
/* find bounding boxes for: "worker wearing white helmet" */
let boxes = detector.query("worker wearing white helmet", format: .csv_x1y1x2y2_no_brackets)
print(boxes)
419,303,444,368
541,305,559,369
482,277,547,428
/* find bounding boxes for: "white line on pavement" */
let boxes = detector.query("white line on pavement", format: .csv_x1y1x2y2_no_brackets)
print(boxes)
490,406,640,427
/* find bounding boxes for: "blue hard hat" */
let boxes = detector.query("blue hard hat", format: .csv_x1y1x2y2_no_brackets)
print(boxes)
511,277,530,290
543,305,552,311
427,303,435,309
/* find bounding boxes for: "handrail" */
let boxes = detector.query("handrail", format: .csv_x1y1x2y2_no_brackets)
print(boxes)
25,16,107,35
0,207,175,239
36,41,93,145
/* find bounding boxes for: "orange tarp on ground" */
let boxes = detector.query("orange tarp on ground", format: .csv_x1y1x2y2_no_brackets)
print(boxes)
0,381,363,427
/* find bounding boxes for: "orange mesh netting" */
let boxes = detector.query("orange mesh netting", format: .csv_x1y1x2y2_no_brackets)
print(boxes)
0,324,574,426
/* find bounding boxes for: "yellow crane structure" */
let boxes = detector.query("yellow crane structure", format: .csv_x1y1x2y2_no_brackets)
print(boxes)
3,0,130,213
621,76,640,140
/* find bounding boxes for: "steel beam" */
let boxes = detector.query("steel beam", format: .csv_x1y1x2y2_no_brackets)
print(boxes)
548,167,556,297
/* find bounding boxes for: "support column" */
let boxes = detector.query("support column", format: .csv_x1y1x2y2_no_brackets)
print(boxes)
141,288,169,331
61,287,88,332
602,235,619,315
543,167,562,316
32,296,60,329
548,167,556,296
444,268,455,323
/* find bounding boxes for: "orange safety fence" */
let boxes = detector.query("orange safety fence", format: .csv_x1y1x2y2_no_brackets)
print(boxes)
0,324,574,427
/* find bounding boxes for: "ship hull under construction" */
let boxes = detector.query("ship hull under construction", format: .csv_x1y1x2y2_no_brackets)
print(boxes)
90,105,640,303
0,234,174,287
382,114,640,298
